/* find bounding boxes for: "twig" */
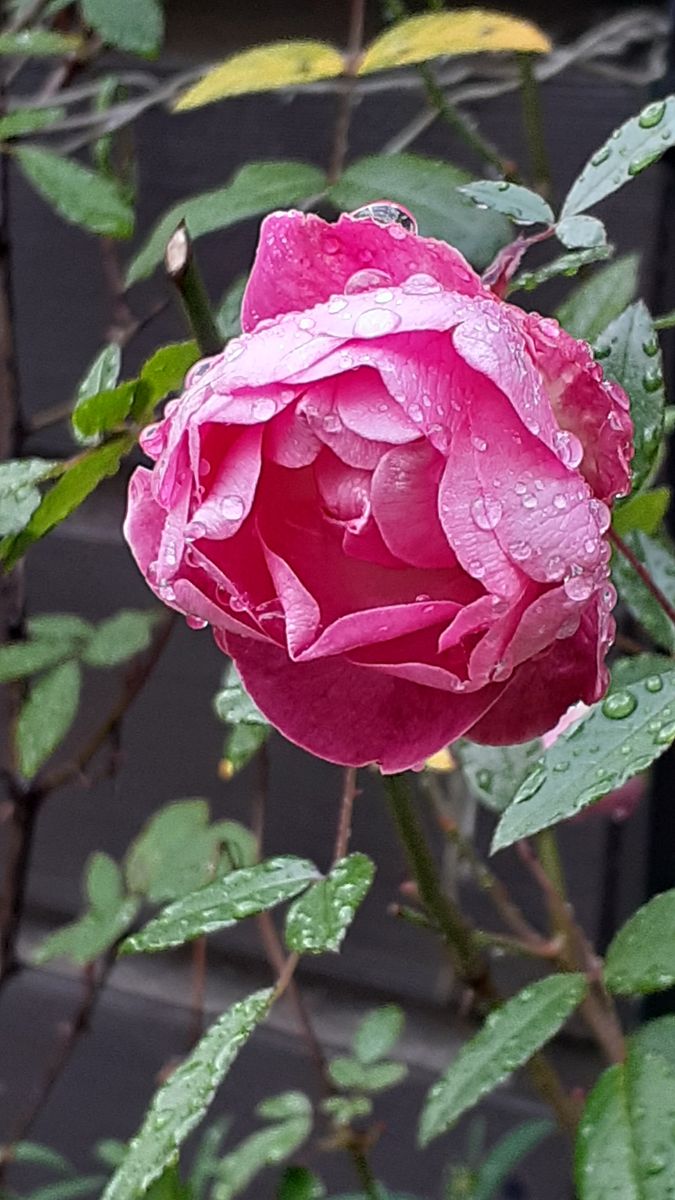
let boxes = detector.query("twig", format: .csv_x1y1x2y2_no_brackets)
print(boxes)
165,224,221,358
187,936,207,1049
419,63,516,178
333,767,358,864
610,528,675,629
326,0,365,184
517,52,552,196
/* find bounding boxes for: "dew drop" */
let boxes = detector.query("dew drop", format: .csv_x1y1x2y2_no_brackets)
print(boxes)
222,494,245,520
553,429,584,468
345,268,392,295
252,397,277,420
472,436,488,452
402,273,441,295
471,496,503,530
408,403,424,423
509,540,532,562
628,149,663,176
644,366,663,393
638,99,667,129
327,296,348,314
591,145,611,166
186,615,208,630
564,572,594,602
515,762,546,802
553,493,567,510
602,690,637,719
353,308,401,338
643,336,659,358
522,494,537,510
645,675,664,693
655,720,675,746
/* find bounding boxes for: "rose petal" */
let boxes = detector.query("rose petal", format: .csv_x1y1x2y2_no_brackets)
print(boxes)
371,440,459,569
186,425,263,541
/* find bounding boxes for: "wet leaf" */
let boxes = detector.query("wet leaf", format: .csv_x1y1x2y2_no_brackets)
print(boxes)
34,852,138,965
353,1005,405,1065
612,530,675,653
16,660,81,779
71,345,122,444
285,853,374,954
0,458,58,537
83,608,160,668
613,487,670,537
16,147,134,238
72,381,136,443
212,1093,312,1200
510,245,613,294
82,0,163,56
457,740,542,814
554,253,639,341
605,889,675,994
556,214,606,249
459,180,553,225
126,799,229,902
595,301,663,493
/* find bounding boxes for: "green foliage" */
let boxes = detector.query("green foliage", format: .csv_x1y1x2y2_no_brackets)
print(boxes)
612,531,675,652
125,799,244,903
127,162,325,284
492,664,675,851
34,852,138,965
469,1120,554,1200
604,889,675,995
0,29,79,54
554,253,639,341
71,344,122,444
555,214,606,249
510,245,613,294
575,1044,675,1198
595,301,664,493
101,989,273,1200
215,664,271,775
134,342,200,418
328,1058,408,1093
16,147,134,238
0,458,58,536
216,277,246,340
0,634,76,683
320,1095,373,1125
121,857,320,954
353,1005,405,1065
143,1165,192,1200
613,487,670,537
457,740,542,814
211,1093,312,1200
562,97,675,218
459,180,553,225
0,106,64,139
16,660,81,779
82,608,160,667
329,154,511,271
81,0,164,56
277,1167,326,1199
72,381,136,443
285,853,374,954
419,975,586,1145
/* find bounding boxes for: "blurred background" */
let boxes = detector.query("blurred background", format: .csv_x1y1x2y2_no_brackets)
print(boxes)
1,1,674,1196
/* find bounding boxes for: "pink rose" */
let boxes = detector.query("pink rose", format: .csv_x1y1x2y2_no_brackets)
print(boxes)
543,702,646,822
124,206,633,772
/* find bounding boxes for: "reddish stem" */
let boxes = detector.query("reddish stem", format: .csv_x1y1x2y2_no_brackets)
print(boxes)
610,528,675,629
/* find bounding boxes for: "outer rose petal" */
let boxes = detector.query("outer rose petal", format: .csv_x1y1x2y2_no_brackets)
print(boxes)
242,210,483,331
124,467,163,577
220,629,501,772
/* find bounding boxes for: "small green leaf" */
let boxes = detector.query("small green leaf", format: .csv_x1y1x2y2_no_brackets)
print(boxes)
126,799,228,903
575,1045,675,1199
457,740,542,814
220,722,270,778
613,487,670,537
320,1095,373,1125
16,147,134,238
34,852,138,965
0,106,64,139
0,458,58,536
472,1120,554,1200
554,253,639,342
612,530,675,652
121,857,320,955
0,30,80,54
216,276,246,340
562,97,675,219
595,301,663,493
556,214,606,249
127,162,325,284
133,341,200,419
11,1142,73,1174
285,853,374,955
459,180,554,225
72,381,136,443
493,669,675,851
605,889,675,994
16,660,81,779
353,1005,404,1065
189,1119,230,1200
72,344,122,444
81,0,163,56
24,1176,106,1200
631,1015,675,1075
419,975,586,1145
277,1166,326,1200
102,989,273,1200
28,614,94,643
0,636,74,683
83,608,159,668
1,436,130,569
143,1165,192,1200
214,663,268,726
212,820,258,871
328,1058,408,1094
510,245,613,295
330,154,511,271
212,1093,312,1200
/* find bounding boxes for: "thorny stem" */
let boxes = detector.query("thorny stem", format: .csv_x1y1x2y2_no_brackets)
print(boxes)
327,0,366,184
610,528,675,630
165,223,222,358
517,52,552,196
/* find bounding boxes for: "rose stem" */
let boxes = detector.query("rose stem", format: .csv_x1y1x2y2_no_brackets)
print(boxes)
610,527,675,629
164,221,222,357
326,0,366,184
517,51,552,196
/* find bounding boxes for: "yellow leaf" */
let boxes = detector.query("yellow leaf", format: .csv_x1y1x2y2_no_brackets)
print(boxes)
175,40,346,110
425,747,456,773
359,10,551,76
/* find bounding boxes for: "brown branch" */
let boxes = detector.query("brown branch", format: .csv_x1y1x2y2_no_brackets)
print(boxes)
326,0,366,184
333,766,358,863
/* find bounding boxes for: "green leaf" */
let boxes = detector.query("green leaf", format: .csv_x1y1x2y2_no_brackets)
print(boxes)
11,1142,73,1174
609,653,675,690
612,530,675,652
121,856,320,954
0,457,58,536
631,1015,675,1075
0,30,80,55
329,154,511,271
277,1167,326,1200
457,739,542,814
101,989,273,1200
213,820,258,871
459,180,554,225
1,435,129,569
492,669,675,851
24,1176,106,1200
175,41,345,109
72,344,122,443
71,381,136,443
0,636,74,683
143,1165,192,1200
595,301,663,493
472,1120,554,1200
16,660,81,779
285,853,374,955
83,608,159,668
133,341,200,419
126,799,229,903
353,1005,404,1065
0,106,64,139
328,1058,408,1094
562,97,675,219
575,1045,675,1199
81,0,163,56
212,1093,312,1200
127,162,325,284
605,888,675,995
94,1141,127,1169
28,614,94,643
16,147,134,238
419,975,586,1145
34,852,138,965
214,663,268,726
320,1095,373,1125
509,245,613,295
216,276,246,340
613,487,670,537
220,722,270,778
554,253,639,342
189,1119,230,1200
556,214,606,249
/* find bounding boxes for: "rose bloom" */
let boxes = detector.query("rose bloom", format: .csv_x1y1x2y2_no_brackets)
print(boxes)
124,205,633,772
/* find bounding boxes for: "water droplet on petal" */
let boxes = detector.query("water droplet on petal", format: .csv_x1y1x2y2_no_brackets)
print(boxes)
222,495,245,520
402,273,441,295
327,296,348,313
252,397,277,420
186,615,208,630
353,308,401,338
345,268,393,295
553,493,567,510
553,429,584,468
472,436,488,452
472,496,503,530
564,571,594,601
